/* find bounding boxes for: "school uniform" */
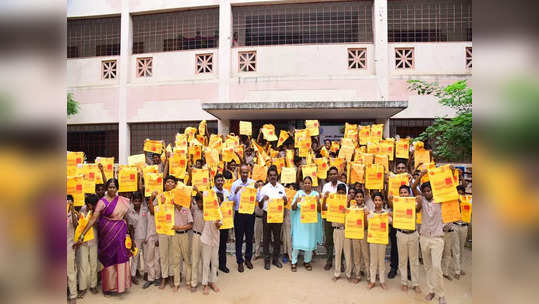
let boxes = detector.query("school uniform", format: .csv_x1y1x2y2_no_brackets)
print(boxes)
201,218,221,285
254,204,264,258
257,182,287,263
419,197,445,300
454,217,469,275
127,203,148,278
349,203,370,281
77,205,98,291
396,215,420,288
190,201,204,288
367,209,393,284
67,212,77,300
282,207,292,258
442,222,459,277
322,181,348,266
144,203,161,282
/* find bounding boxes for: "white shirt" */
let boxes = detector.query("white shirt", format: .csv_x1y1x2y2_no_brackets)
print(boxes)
322,181,348,195
257,182,286,211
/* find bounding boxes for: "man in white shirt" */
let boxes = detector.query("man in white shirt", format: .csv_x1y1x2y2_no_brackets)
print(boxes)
321,166,347,270
257,166,288,270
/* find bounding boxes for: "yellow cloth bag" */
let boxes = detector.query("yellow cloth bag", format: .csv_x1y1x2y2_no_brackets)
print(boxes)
361,153,374,165
267,198,284,223
175,133,188,148
203,190,221,221
67,175,84,207
128,154,146,168
460,195,472,223
239,121,252,136
301,164,318,186
239,187,257,214
74,211,95,242
220,201,234,229
118,166,138,192
428,165,459,202
314,157,328,179
370,124,384,141
277,130,289,147
144,173,163,197
380,141,394,161
95,157,114,184
345,208,365,239
367,213,389,244
365,164,384,190
82,164,97,194
326,193,346,223
173,185,192,209
155,203,175,236
414,149,431,169
67,151,85,177
280,167,297,184
359,125,370,145
442,199,462,223
300,196,318,223
284,188,296,210
375,153,389,171
169,153,187,179
191,168,210,191
329,158,345,173
144,139,163,154
388,173,410,197
252,164,268,182
294,129,308,148
305,120,320,136
285,149,294,167
350,162,365,184
392,196,416,230
395,139,410,159
262,124,278,141
272,157,285,174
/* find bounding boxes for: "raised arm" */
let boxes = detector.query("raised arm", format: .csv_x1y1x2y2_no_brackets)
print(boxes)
98,163,107,184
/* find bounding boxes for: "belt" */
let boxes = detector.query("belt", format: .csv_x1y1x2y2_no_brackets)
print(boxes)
446,229,455,233
455,222,468,226
256,215,264,218
192,230,201,235
398,229,416,234
333,226,344,230
176,229,191,234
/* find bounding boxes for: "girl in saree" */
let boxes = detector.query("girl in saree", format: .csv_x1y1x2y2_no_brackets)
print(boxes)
74,178,135,294
290,176,323,272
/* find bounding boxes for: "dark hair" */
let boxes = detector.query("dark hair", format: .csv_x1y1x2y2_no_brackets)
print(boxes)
399,185,411,194
324,139,331,144
132,191,143,201
67,194,74,201
395,158,408,168
223,170,233,179
420,182,431,192
164,175,177,184
355,189,364,196
105,178,119,189
372,191,384,201
214,173,224,183
337,183,347,192
151,153,160,158
194,192,203,202
328,166,339,173
95,183,105,190
216,192,224,202
85,194,99,205
303,176,313,183
456,185,465,192
267,166,278,176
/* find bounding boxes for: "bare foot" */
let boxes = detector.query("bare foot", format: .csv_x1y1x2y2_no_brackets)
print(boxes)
173,286,179,292
77,289,86,299
443,274,453,281
455,273,460,280
90,287,98,294
191,286,197,293
169,279,175,288
352,278,360,284
380,283,387,290
209,282,220,292
425,292,435,301
368,282,375,289
401,285,408,292
332,276,340,282
159,278,166,289
414,286,422,294
69,299,76,304
460,270,466,276
203,285,209,295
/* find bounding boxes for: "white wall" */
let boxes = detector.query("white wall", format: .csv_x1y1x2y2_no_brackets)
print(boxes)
67,56,120,87
392,95,457,119
129,0,219,13
67,0,121,17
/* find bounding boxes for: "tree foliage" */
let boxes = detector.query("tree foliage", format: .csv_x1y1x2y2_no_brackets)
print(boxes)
67,93,79,117
407,80,472,162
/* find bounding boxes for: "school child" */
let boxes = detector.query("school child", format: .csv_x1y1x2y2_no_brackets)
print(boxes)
367,192,393,290
127,192,148,284
253,180,265,259
67,195,78,303
142,194,161,289
76,194,99,296
349,191,370,283
190,192,204,291
201,192,223,295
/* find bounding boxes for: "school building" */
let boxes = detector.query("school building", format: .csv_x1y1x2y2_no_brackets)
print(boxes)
67,0,472,163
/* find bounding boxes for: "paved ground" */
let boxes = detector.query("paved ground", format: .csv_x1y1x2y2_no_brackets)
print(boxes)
76,246,471,304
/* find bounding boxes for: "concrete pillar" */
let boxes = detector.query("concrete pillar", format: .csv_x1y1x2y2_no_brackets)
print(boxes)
118,0,132,164
218,119,231,135
217,0,232,136
376,118,391,138
373,0,389,101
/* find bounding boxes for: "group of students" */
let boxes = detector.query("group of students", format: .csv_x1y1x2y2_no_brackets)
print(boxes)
67,124,471,304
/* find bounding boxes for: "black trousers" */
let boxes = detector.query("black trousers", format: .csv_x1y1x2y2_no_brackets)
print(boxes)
263,211,282,261
389,225,398,270
234,212,255,264
218,229,229,268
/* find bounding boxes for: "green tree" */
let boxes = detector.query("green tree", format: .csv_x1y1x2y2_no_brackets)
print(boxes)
407,80,472,162
67,93,79,118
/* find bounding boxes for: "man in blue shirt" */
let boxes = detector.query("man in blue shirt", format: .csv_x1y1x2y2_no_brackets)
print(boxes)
230,164,255,273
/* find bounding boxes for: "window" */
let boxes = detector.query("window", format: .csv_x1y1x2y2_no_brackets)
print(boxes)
348,48,367,69
132,8,219,54
239,51,256,72
67,17,121,58
466,47,472,68
136,57,152,78
196,53,214,74
233,1,373,47
388,0,472,42
102,60,117,80
67,124,119,162
390,119,434,138
395,48,414,69
130,121,217,155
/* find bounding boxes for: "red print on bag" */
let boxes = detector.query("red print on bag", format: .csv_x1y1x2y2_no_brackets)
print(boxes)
157,177,163,184
89,172,95,179
381,222,386,230
166,214,171,221
76,184,82,191
338,205,344,211
130,174,135,180
250,196,254,202
311,204,316,210
107,164,113,170
151,146,156,151
401,181,406,185
202,178,208,184
278,205,283,211
357,219,362,226
377,173,382,179
463,205,470,211
180,160,186,166
406,209,413,216
445,177,452,185
76,158,82,164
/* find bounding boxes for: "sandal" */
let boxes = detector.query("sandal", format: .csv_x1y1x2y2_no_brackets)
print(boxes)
304,263,312,271
291,264,297,272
